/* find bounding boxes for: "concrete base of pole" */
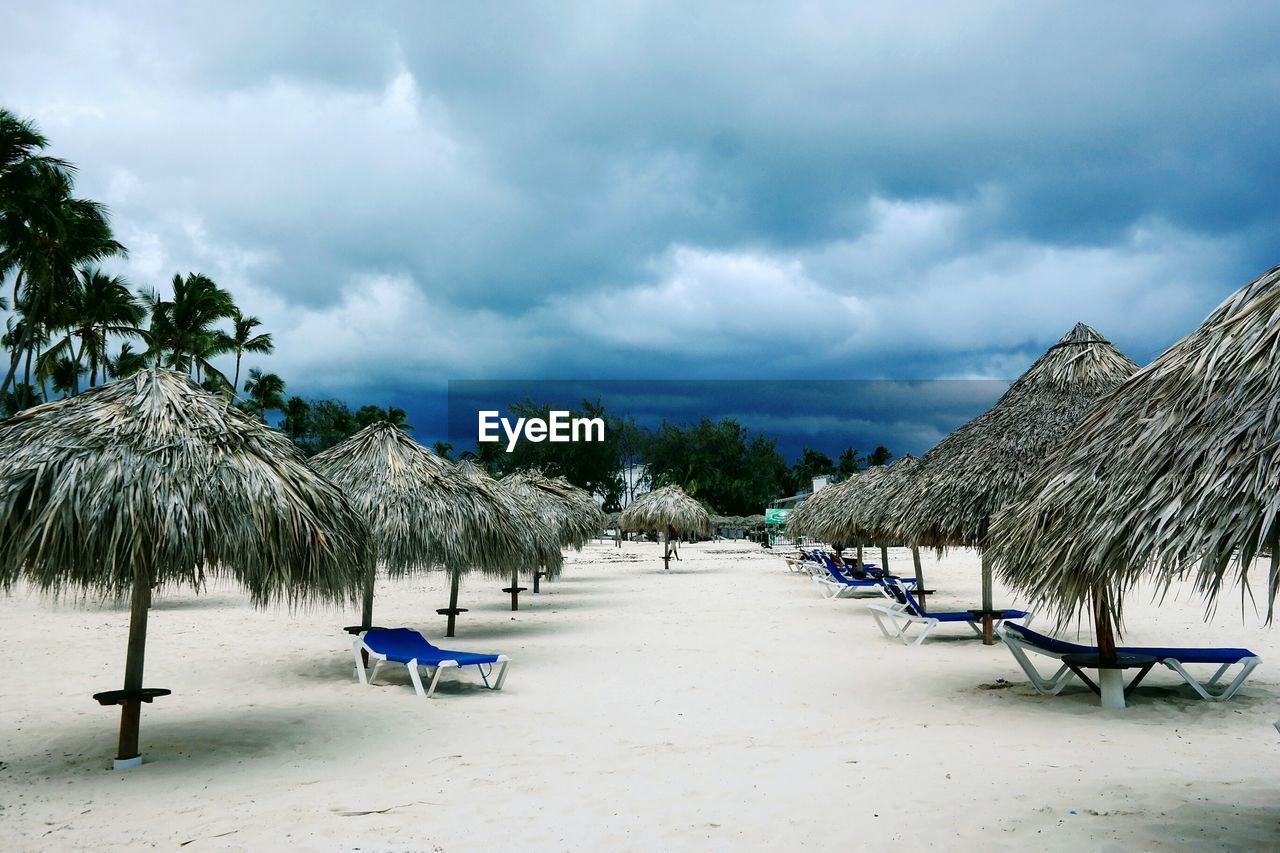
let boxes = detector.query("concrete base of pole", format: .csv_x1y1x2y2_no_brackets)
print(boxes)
1099,668,1126,710
113,755,143,770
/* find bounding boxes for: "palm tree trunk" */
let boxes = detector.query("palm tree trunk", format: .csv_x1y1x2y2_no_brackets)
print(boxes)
69,335,84,396
0,270,25,396
232,352,242,400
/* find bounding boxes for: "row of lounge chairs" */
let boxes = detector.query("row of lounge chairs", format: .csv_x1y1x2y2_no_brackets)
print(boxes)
783,546,1262,702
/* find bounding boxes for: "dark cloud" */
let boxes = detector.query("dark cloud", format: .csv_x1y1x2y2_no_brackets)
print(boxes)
3,2,1278,453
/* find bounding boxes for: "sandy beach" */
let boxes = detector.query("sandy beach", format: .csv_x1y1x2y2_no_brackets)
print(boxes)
0,539,1276,851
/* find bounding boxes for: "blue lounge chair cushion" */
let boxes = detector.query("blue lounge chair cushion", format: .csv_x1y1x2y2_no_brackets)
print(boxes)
819,554,913,587
1004,623,1256,665
884,580,1025,621
363,628,501,667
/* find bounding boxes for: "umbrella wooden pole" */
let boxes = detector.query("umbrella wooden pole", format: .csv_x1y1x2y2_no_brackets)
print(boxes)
509,568,521,611
116,573,150,767
855,543,864,569
1268,523,1279,623
1093,585,1125,709
980,552,995,644
911,544,927,610
880,544,890,574
360,563,375,630
446,571,461,637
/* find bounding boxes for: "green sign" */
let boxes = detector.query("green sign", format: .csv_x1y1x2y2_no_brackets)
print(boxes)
765,508,791,525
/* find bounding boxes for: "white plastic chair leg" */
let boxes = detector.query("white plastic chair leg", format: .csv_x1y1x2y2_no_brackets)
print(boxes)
494,657,510,690
353,640,369,685
407,659,427,698
426,662,453,698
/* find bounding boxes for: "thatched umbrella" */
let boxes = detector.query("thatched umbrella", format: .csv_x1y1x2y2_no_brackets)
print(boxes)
812,456,926,591
787,473,875,564
497,471,604,601
989,264,1280,704
0,369,369,768
311,422,555,632
619,485,712,569
436,460,562,634
855,456,933,600
895,323,1138,642
783,471,885,563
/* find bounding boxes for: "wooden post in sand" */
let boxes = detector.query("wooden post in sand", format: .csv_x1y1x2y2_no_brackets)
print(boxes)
116,572,150,768
855,543,864,570
662,527,673,570
880,544,890,574
359,564,375,630
1093,585,1125,709
980,551,995,645
911,544,927,610
437,570,468,638
503,567,526,611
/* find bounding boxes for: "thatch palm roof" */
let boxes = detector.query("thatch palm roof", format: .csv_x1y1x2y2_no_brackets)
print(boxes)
311,422,547,578
895,323,1138,548
989,264,1280,623
619,485,712,535
843,455,920,544
0,369,368,603
500,470,604,550
787,476,858,542
448,460,563,578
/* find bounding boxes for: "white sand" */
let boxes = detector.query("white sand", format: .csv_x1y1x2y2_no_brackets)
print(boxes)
1,540,1277,851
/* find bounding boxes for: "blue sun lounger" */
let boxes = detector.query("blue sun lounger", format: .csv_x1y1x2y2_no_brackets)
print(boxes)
812,552,914,599
999,622,1260,701
353,628,510,698
867,578,1030,645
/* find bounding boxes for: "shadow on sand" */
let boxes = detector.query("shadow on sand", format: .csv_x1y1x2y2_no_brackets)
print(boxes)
6,704,358,778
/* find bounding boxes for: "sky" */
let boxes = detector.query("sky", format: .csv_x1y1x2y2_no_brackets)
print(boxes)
3,2,1279,456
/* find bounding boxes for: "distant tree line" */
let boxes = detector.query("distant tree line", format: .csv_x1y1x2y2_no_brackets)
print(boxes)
453,398,893,515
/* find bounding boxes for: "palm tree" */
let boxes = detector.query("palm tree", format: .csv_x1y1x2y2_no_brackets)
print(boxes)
143,273,234,376
106,342,148,380
215,309,273,401
242,368,285,421
46,355,80,398
0,163,126,397
38,268,143,394
0,109,69,199
355,404,413,431
432,441,453,459
281,396,312,445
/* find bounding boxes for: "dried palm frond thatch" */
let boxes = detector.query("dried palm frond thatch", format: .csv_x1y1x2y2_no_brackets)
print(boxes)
311,422,556,627
786,474,865,545
858,455,920,544
619,485,712,569
496,471,603,602
501,470,604,550
0,369,370,767
425,459,564,628
989,264,1280,630
619,485,712,535
895,323,1138,549
893,323,1137,641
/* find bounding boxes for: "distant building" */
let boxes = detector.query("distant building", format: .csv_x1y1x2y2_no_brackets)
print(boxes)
596,463,650,508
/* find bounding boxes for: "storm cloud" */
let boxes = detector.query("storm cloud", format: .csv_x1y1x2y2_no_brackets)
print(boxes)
3,2,1278,447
